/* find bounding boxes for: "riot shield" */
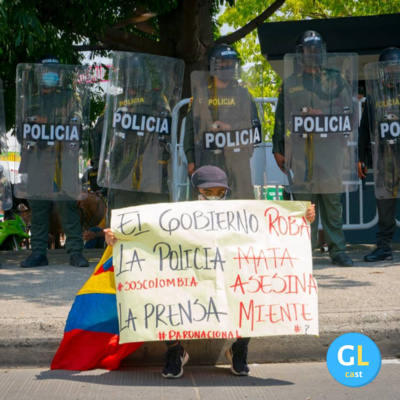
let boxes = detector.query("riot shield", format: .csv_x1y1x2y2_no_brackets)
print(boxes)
365,60,400,199
14,63,91,200
283,53,358,194
97,52,184,195
191,71,262,199
0,79,13,211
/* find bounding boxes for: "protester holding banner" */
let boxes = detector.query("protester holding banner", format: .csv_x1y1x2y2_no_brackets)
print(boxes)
15,56,91,268
272,30,357,267
183,44,261,199
105,165,315,378
97,52,185,212
359,47,400,262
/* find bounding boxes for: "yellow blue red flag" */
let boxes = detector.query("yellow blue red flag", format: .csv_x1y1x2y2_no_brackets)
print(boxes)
51,246,142,370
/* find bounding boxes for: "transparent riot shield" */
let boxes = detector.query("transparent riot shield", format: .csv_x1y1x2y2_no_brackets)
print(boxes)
283,53,358,194
0,79,13,211
14,63,91,200
365,60,400,199
97,52,184,195
191,71,262,199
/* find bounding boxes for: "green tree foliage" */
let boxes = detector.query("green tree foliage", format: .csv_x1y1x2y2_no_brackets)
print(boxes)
219,0,400,139
0,0,184,130
1,0,399,136
0,0,276,131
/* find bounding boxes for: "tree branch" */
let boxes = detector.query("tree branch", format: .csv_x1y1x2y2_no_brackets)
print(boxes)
217,0,286,45
97,27,173,55
112,13,157,29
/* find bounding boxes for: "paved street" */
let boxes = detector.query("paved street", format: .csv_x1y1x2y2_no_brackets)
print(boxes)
1,360,399,400
1,245,399,400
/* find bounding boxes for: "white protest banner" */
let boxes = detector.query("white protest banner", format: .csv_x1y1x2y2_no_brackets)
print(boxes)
111,200,318,344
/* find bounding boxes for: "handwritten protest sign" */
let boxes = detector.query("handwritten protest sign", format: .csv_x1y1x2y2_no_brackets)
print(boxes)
111,200,318,344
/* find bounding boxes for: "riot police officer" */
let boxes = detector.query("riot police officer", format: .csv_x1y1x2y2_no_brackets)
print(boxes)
96,53,176,212
359,47,400,261
19,56,89,268
273,30,355,267
184,43,261,199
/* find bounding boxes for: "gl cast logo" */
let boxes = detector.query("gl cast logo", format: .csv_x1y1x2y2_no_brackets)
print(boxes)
338,344,369,378
326,333,381,387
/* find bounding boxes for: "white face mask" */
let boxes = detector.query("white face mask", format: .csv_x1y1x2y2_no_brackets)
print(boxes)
198,194,226,201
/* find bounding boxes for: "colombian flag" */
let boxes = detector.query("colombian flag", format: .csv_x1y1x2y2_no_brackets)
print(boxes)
51,246,142,370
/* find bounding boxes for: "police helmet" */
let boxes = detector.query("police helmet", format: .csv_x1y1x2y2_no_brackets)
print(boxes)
295,30,327,67
208,43,241,81
39,55,60,89
379,47,400,86
379,47,400,62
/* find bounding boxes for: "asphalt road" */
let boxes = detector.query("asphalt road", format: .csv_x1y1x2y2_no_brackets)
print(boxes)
1,360,399,400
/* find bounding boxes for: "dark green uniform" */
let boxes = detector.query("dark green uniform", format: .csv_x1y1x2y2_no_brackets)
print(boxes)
21,90,85,256
359,91,400,251
97,90,171,212
184,79,259,199
273,69,351,260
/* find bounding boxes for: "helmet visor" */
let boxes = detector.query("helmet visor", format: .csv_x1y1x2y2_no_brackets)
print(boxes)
210,58,241,81
296,43,327,67
382,62,400,86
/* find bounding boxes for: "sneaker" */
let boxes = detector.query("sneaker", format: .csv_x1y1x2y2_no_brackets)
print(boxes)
20,253,49,268
225,345,250,376
332,253,354,267
364,248,393,262
162,344,189,379
69,253,89,268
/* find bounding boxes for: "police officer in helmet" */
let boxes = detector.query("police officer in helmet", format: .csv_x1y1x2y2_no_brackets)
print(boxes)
209,43,241,82
273,30,355,267
359,47,400,262
184,43,260,199
20,55,89,268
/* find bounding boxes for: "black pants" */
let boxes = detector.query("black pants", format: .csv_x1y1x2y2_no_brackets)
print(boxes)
376,197,397,251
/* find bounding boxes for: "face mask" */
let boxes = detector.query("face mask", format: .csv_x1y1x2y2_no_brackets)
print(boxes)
198,194,226,201
42,72,60,88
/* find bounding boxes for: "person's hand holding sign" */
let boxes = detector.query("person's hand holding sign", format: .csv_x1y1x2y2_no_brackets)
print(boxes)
104,228,117,247
306,204,315,224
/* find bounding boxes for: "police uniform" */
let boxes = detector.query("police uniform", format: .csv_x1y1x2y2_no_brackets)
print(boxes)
184,79,259,199
23,89,85,257
98,89,171,212
273,69,351,260
359,95,400,253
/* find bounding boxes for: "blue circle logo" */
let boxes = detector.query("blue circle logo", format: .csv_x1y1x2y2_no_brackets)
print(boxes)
326,333,381,387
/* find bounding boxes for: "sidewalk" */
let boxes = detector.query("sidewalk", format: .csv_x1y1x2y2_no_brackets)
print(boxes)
0,245,399,368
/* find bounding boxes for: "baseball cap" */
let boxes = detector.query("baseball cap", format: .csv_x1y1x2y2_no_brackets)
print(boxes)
191,165,230,189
